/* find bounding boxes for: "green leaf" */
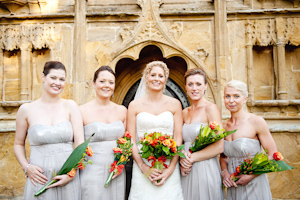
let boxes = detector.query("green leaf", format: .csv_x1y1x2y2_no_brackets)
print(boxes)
141,145,149,152
142,150,151,159
177,152,186,158
177,145,184,151
162,146,170,154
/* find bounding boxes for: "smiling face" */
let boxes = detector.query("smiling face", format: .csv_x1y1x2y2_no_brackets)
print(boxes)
224,87,248,113
185,74,207,101
93,70,115,98
41,69,66,95
146,66,166,92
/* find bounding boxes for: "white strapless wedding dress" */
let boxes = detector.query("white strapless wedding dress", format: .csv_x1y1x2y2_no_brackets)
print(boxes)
128,111,184,200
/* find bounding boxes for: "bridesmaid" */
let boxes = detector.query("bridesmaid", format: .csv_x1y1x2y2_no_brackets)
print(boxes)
14,61,84,200
180,68,224,200
79,66,127,200
220,80,276,200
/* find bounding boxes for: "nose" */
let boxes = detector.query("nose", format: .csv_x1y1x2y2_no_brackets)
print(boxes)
192,84,197,90
55,79,60,85
229,96,234,102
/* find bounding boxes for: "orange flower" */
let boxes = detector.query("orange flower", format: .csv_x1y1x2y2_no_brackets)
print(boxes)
116,165,124,175
162,139,171,147
171,147,177,153
118,138,127,144
125,131,131,138
120,155,126,162
273,152,284,161
86,145,94,157
150,139,158,147
67,168,77,177
209,121,218,130
77,162,85,170
236,165,241,174
170,139,177,148
113,147,123,154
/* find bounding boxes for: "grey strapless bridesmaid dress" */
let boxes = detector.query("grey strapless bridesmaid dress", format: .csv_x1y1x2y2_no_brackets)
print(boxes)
24,121,81,200
80,120,125,200
181,122,224,200
224,138,272,200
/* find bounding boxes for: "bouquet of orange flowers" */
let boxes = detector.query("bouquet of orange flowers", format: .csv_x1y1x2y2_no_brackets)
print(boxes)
189,122,237,153
229,151,294,183
34,134,94,196
138,132,185,178
104,131,133,188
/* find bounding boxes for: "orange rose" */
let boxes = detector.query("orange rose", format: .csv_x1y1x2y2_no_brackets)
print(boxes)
113,147,123,154
77,162,85,170
171,147,177,153
150,139,158,147
67,168,77,177
209,121,218,130
273,152,284,161
118,138,127,144
162,139,171,148
125,131,131,138
86,145,94,157
236,165,241,174
170,139,177,148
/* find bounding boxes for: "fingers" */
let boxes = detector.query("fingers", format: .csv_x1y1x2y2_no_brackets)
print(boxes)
27,165,48,185
154,178,165,186
29,178,37,186
47,175,72,188
112,174,118,180
180,159,193,168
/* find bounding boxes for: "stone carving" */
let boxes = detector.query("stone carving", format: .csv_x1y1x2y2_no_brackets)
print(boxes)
119,27,134,42
246,19,276,46
193,46,209,64
0,0,47,14
170,22,183,41
0,23,56,51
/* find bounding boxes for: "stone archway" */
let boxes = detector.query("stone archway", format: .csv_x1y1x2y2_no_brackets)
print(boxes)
113,45,189,108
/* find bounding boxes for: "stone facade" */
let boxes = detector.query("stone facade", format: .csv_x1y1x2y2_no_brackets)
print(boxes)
0,0,299,199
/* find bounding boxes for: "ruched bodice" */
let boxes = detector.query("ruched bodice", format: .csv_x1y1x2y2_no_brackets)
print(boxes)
181,123,223,200
80,120,126,200
224,138,272,200
129,111,183,200
24,121,80,200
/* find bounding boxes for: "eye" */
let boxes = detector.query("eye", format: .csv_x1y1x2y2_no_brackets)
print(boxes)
110,81,114,85
60,78,65,82
51,76,56,80
235,95,240,98
196,82,201,86
188,83,193,87
151,74,155,77
100,80,105,83
225,95,230,98
159,75,164,78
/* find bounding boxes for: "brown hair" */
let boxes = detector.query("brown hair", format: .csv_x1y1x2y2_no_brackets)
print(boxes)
93,66,116,82
184,68,207,84
43,61,66,76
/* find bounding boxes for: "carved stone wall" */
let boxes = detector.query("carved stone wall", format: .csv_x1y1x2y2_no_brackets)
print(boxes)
0,0,299,199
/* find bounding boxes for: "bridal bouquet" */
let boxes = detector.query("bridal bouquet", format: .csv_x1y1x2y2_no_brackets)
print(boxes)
138,132,185,177
229,151,294,183
34,133,95,197
189,122,237,153
104,131,133,188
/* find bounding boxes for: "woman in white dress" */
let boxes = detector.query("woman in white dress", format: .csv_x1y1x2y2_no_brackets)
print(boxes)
180,68,224,200
79,66,127,200
128,61,184,200
220,80,277,200
14,61,84,200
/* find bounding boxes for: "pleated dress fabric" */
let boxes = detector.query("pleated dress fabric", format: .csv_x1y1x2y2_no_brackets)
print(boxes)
80,120,126,200
224,138,272,200
181,122,224,200
24,121,81,200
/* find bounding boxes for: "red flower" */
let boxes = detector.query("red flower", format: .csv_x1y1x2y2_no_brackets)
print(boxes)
113,147,122,154
189,149,193,154
273,152,284,161
209,121,218,130
77,162,85,170
118,138,127,144
86,145,94,157
125,131,131,139
236,165,241,174
117,165,124,175
67,168,77,177
150,139,159,147
110,161,118,173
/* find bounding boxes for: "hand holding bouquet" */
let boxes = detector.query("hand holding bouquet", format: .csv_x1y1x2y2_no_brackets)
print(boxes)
34,134,94,197
189,122,237,153
229,151,294,184
138,132,185,181
104,131,133,188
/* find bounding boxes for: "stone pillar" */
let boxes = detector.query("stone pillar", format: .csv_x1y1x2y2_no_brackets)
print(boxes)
276,42,287,100
214,0,228,113
73,0,87,104
245,20,254,103
0,48,3,101
20,29,31,101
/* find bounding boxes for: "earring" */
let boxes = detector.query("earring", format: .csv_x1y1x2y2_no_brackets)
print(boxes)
112,92,114,97
204,90,206,95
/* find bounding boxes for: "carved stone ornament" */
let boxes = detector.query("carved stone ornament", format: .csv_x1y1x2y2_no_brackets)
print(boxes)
193,46,209,64
0,0,47,14
0,23,56,51
170,22,183,42
120,27,134,42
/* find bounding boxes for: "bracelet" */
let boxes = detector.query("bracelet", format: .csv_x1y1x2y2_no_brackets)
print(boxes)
139,162,144,169
221,169,227,175
24,163,31,178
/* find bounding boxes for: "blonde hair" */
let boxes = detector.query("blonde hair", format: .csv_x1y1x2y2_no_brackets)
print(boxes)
225,80,248,97
142,61,169,91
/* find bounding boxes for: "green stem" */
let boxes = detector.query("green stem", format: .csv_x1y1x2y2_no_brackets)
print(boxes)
104,171,114,188
34,179,57,197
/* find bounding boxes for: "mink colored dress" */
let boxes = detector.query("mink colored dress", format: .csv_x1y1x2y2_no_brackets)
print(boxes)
181,122,224,200
224,138,272,200
80,120,126,200
24,121,81,200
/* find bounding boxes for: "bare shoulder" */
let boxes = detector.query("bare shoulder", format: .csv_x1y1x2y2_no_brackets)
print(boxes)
183,106,189,115
62,99,79,110
127,98,142,112
205,101,220,114
165,95,181,107
17,102,31,115
248,113,267,127
112,102,127,113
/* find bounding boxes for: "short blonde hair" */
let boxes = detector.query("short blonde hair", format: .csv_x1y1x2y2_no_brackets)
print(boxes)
225,80,248,97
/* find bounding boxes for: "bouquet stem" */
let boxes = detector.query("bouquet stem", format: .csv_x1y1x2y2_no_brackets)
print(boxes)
104,171,114,188
34,179,57,197
153,161,163,183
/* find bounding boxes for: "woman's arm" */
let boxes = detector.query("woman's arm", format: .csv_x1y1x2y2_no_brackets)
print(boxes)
220,153,237,188
14,104,48,186
68,100,85,147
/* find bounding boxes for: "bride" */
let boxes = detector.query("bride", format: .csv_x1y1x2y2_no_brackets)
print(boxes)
128,61,184,200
